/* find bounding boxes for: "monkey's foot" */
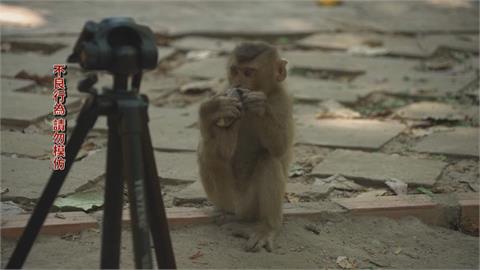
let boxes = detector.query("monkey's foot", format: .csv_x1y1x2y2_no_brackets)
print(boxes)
245,231,275,252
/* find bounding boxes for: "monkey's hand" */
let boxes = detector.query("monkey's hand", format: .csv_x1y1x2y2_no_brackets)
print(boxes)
214,96,243,127
243,91,267,116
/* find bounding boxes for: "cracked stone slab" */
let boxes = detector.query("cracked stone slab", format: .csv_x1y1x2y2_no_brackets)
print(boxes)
312,150,447,187
295,119,405,150
419,34,479,54
1,150,105,200
297,33,435,58
286,182,331,200
1,131,52,158
154,152,198,184
331,1,478,33
173,181,206,206
1,78,35,94
394,102,466,121
171,57,226,80
356,72,478,98
71,105,200,151
297,33,479,58
413,127,479,158
1,47,77,77
288,76,372,104
283,50,417,75
1,92,81,128
172,37,237,53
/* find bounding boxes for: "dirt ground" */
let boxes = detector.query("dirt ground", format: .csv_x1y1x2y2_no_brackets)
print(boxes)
1,215,478,269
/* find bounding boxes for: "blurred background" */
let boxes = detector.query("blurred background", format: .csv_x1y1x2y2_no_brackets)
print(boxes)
1,0,479,268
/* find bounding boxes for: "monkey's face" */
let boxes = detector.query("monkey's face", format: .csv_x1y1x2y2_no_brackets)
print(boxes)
227,57,288,94
228,64,261,91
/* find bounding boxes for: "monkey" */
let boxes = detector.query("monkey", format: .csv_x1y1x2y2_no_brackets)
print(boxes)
197,41,294,252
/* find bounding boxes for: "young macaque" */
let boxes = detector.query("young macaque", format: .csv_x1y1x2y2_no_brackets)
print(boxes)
197,41,294,252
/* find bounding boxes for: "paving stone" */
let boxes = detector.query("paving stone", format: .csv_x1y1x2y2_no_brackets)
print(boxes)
286,182,331,200
171,57,226,80
297,33,435,58
283,50,417,74
330,1,478,33
172,37,237,53
1,78,35,94
297,33,479,58
1,92,81,128
1,131,52,158
419,34,479,54
154,152,198,183
356,72,478,97
157,46,176,63
68,115,108,133
312,150,447,187
149,106,199,151
173,181,206,206
1,201,25,216
394,102,466,121
413,127,479,158
1,150,105,199
295,119,405,150
68,149,106,184
288,76,372,104
1,46,76,77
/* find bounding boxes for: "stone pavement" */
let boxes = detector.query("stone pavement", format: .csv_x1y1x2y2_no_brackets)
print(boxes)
1,1,478,213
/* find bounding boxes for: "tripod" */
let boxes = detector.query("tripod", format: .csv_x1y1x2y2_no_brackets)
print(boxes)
6,70,177,269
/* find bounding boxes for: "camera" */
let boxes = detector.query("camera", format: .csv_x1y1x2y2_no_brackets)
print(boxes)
67,17,158,74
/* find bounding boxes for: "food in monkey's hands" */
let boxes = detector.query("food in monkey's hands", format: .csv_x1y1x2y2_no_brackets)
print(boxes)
216,88,250,128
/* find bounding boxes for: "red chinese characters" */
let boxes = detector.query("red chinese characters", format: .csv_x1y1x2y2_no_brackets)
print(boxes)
52,64,68,171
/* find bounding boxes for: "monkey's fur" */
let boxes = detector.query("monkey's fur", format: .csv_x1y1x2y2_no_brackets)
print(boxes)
197,41,294,252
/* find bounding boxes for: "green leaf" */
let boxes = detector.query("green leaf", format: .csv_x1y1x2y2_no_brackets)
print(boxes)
54,190,104,211
416,187,434,196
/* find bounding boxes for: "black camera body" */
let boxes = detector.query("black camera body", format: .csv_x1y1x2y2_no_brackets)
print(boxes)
68,17,158,74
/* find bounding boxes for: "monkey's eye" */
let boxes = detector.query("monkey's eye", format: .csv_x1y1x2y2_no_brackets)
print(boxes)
243,68,255,78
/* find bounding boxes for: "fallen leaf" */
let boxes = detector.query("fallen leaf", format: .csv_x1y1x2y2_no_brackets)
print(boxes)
394,247,402,255
385,178,408,195
189,250,204,260
284,193,299,203
336,256,356,269
54,190,104,211
289,164,306,177
416,187,434,196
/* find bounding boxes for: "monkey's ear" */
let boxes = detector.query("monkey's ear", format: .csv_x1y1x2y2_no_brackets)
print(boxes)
276,58,288,82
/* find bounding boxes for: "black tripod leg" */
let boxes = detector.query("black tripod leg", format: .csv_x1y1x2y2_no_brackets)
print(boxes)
119,99,153,269
6,97,99,269
100,114,124,269
140,98,176,269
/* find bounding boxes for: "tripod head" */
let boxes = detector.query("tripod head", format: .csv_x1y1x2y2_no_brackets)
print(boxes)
68,17,158,92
